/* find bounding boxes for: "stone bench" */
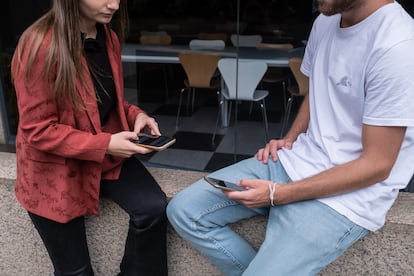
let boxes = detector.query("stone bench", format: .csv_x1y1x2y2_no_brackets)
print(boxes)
0,152,413,275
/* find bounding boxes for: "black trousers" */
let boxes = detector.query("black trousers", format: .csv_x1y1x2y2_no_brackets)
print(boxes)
28,157,168,276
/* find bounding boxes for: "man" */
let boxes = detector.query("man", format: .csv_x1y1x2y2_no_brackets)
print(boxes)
167,0,414,275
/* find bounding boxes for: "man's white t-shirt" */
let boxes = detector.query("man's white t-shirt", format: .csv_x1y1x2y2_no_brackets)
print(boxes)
278,2,414,231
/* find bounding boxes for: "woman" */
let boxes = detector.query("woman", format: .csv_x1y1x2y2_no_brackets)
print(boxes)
11,0,168,275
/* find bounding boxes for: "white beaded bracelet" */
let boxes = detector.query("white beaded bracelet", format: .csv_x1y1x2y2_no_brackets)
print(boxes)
268,182,277,206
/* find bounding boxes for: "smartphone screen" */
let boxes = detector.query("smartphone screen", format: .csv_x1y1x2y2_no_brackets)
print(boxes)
132,134,176,151
204,176,243,191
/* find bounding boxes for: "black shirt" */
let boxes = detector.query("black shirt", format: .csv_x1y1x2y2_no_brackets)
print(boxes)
83,24,117,125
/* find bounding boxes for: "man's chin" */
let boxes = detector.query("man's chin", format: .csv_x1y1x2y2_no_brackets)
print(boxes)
320,11,336,16
318,6,342,16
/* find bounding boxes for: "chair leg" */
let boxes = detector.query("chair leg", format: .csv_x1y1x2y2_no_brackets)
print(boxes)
281,80,287,112
175,88,186,129
249,102,253,118
185,88,193,115
191,88,196,113
280,96,293,138
227,102,233,126
212,95,223,144
260,100,269,143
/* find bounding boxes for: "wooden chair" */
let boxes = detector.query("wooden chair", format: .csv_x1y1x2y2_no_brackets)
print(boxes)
137,34,173,102
176,52,222,128
139,33,172,45
213,58,269,143
197,32,228,42
256,43,294,50
280,57,309,137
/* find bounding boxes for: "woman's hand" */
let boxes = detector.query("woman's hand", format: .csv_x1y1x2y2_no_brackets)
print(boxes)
106,113,162,158
106,131,152,157
223,179,277,209
255,138,293,164
133,113,161,136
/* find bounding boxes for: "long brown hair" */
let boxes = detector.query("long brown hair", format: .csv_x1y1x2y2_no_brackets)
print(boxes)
11,0,129,109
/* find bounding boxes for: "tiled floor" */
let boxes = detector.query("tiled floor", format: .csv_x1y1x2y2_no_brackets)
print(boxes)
125,66,300,172
0,66,300,172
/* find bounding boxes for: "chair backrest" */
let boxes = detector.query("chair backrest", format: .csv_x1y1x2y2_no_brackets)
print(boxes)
139,34,172,45
179,52,222,88
288,57,309,96
230,34,262,47
218,58,267,101
189,39,225,51
256,43,293,51
197,32,228,42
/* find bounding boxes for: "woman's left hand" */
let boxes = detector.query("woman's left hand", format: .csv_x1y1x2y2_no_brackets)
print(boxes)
133,113,161,136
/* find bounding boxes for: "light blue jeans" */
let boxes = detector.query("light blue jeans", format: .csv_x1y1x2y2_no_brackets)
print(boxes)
167,158,368,276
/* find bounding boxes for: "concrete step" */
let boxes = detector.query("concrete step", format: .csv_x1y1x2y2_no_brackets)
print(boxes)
1,152,413,275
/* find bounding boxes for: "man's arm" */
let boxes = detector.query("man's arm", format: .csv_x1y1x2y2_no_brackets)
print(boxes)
232,124,406,208
275,124,406,205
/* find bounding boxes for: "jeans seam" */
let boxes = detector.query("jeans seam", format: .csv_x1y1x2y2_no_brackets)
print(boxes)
192,199,239,223
190,199,247,272
209,237,246,272
335,225,367,250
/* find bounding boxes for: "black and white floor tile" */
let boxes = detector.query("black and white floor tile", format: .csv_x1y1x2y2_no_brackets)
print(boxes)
124,68,300,172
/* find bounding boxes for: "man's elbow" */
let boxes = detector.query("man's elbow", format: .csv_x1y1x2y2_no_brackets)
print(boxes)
374,160,395,182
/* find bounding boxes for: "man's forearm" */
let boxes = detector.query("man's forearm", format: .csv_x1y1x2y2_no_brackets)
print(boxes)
276,157,383,205
276,125,406,205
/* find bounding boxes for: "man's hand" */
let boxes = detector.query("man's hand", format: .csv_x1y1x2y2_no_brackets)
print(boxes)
223,179,277,208
255,138,293,164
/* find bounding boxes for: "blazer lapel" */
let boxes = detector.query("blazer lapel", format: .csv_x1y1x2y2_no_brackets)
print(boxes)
104,26,129,128
76,57,102,132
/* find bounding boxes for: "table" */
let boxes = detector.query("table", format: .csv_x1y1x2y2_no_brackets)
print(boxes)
121,43,291,67
121,44,293,127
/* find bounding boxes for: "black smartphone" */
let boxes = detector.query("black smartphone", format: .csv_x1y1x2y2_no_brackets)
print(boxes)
131,134,176,151
204,176,243,191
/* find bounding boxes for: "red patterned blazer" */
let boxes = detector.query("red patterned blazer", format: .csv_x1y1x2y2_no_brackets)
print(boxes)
12,26,144,223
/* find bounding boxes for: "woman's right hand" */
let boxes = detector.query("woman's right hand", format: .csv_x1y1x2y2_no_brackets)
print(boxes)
255,138,293,164
106,131,152,157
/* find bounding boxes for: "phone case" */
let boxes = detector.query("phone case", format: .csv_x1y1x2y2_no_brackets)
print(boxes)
132,135,176,151
204,176,242,191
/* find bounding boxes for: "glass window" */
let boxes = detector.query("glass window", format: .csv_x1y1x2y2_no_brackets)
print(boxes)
1,1,313,144
0,0,51,141
127,0,313,45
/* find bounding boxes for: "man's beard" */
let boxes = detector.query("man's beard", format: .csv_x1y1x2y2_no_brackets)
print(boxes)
317,0,355,16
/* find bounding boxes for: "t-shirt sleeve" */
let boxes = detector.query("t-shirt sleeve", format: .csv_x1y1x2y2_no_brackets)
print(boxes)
301,14,338,79
300,16,320,77
363,40,414,127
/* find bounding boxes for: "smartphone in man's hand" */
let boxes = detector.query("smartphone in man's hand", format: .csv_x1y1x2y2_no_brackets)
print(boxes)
204,176,244,191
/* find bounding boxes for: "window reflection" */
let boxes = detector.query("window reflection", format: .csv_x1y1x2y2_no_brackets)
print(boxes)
127,0,313,47
1,0,414,143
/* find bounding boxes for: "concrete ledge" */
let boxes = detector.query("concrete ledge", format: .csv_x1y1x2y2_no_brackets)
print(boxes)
1,152,413,275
